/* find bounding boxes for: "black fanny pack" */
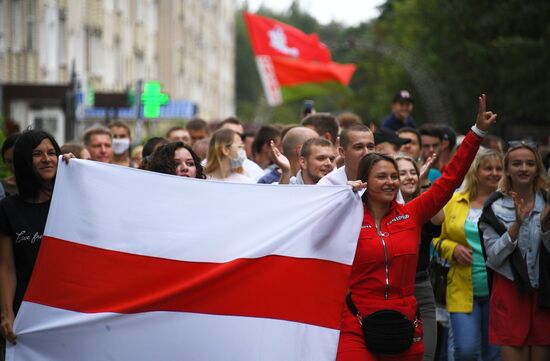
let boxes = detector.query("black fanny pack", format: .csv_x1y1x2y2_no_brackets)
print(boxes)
346,293,417,354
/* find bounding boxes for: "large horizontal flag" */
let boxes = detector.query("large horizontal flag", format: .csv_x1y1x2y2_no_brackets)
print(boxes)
7,159,363,361
244,12,356,106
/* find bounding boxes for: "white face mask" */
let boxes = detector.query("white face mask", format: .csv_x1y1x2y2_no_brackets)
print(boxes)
230,149,247,169
112,138,130,155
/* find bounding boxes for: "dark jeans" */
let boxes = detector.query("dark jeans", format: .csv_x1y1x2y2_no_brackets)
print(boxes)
0,335,5,361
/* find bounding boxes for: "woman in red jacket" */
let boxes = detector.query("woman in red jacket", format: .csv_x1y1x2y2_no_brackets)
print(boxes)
337,95,497,361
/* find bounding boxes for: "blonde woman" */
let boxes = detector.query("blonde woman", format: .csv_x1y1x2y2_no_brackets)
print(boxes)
204,128,252,183
480,142,550,361
435,148,504,361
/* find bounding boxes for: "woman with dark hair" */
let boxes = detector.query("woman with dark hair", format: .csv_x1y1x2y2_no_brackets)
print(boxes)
139,137,168,170
479,142,550,361
337,95,496,361
0,130,61,345
147,141,205,179
1,133,21,196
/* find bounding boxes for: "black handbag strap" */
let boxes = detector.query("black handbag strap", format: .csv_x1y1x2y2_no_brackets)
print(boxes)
431,238,446,264
346,293,362,324
346,293,420,325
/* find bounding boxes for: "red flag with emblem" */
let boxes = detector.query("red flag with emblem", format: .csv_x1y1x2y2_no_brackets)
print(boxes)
244,12,356,106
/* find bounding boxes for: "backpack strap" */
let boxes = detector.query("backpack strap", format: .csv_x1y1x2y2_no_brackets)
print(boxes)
478,191,533,294
537,189,550,308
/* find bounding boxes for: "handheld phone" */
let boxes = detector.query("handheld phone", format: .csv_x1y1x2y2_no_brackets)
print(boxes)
302,100,314,117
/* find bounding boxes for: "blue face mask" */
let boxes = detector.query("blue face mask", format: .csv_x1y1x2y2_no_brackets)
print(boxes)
230,149,247,169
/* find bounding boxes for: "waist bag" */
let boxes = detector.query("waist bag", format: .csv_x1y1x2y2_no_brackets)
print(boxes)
346,293,416,354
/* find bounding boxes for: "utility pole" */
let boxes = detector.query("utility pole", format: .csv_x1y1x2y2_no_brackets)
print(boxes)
66,59,78,141
134,79,144,146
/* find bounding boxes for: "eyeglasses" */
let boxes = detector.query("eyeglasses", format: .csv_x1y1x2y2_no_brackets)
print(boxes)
507,140,537,151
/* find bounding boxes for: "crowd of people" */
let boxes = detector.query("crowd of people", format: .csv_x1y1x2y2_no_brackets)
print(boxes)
0,92,549,361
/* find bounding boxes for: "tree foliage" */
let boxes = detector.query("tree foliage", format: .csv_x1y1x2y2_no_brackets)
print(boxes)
236,0,549,137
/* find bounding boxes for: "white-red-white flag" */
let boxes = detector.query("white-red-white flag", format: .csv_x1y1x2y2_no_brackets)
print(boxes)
7,159,362,361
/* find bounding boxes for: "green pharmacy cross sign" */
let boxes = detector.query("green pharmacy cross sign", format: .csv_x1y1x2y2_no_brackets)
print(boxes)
141,81,169,118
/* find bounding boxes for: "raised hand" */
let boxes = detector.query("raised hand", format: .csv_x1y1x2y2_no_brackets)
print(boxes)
512,192,530,223
475,94,497,132
420,153,436,184
269,140,290,174
508,192,530,241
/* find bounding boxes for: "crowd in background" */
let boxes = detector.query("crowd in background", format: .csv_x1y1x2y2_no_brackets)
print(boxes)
1,91,549,361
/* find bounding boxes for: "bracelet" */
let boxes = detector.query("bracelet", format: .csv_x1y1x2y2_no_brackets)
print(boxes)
471,124,488,137
421,183,431,189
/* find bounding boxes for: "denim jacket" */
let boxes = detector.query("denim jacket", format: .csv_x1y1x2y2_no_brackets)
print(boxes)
479,191,550,287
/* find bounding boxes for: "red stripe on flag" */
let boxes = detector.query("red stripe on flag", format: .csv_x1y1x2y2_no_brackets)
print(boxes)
26,236,351,330
272,57,356,87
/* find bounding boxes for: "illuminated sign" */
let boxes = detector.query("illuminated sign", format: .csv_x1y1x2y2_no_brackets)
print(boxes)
141,81,169,118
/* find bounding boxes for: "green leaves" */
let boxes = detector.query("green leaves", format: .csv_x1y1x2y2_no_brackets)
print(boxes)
235,0,549,135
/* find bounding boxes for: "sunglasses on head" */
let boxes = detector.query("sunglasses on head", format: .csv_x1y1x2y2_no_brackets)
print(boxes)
506,140,537,151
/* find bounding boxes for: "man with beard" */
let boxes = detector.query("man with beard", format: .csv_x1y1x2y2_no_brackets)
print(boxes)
292,138,335,184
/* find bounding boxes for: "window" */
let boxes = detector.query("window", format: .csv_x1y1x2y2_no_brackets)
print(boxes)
86,28,103,76
135,0,144,23
26,0,36,52
0,0,5,51
12,0,23,52
58,8,66,65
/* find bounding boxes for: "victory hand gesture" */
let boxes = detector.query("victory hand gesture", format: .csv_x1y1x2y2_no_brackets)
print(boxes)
475,94,497,132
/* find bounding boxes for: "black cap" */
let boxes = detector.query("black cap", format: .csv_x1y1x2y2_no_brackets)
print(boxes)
440,125,457,149
393,90,414,103
375,128,411,146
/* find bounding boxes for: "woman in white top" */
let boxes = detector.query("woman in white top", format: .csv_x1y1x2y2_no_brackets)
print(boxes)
204,128,252,183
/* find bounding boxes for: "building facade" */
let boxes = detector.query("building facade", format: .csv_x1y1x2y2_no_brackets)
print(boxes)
0,0,235,142
158,0,235,120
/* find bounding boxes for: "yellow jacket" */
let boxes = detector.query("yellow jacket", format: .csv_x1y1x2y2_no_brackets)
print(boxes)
433,191,474,313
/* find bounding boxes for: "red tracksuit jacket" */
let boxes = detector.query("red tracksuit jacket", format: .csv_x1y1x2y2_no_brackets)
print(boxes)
337,130,482,361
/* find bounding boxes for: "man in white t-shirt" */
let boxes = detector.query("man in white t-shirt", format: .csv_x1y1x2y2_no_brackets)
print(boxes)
291,138,335,184
318,124,374,186
318,124,405,203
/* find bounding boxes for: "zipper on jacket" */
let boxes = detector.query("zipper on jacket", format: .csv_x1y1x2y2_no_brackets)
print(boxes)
375,224,390,300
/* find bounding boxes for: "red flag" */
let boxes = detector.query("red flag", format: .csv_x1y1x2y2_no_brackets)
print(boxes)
244,12,331,62
244,12,356,106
